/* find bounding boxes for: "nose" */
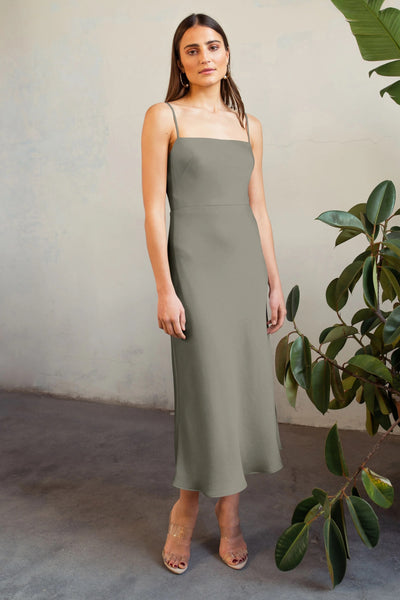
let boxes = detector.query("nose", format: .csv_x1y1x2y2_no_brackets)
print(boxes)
199,48,212,62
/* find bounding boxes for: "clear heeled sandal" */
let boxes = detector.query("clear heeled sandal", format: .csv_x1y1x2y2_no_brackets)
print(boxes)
218,523,249,570
162,520,194,574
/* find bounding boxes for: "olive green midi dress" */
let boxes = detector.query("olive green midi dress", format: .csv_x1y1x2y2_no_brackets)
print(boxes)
165,101,283,498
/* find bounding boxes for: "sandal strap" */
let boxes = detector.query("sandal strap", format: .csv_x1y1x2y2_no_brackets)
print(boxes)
167,521,194,541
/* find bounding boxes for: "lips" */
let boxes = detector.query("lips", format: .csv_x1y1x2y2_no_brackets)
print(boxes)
200,68,215,73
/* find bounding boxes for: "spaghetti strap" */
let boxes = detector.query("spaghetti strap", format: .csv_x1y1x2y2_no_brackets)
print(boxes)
165,102,180,138
244,112,250,143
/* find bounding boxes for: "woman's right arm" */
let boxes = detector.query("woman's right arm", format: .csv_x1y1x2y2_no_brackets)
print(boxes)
141,103,186,340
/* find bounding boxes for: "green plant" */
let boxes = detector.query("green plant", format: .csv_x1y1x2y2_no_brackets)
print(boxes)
330,0,400,105
273,1,400,587
274,181,400,587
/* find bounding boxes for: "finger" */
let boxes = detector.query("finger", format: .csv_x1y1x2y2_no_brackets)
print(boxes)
160,319,172,336
165,321,178,338
172,318,186,339
270,312,278,326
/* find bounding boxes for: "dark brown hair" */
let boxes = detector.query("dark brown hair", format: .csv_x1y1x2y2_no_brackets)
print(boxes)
165,13,246,129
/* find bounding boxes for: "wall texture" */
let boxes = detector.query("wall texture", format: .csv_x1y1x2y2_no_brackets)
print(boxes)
1,0,399,431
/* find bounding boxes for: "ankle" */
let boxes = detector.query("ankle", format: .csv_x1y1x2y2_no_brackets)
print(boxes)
171,498,199,525
215,499,240,522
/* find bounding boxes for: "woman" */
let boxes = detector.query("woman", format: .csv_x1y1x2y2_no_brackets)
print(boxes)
141,13,286,574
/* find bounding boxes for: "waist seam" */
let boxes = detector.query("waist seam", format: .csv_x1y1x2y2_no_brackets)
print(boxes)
170,202,250,211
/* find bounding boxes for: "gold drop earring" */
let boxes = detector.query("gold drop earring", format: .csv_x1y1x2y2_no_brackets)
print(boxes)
179,71,189,88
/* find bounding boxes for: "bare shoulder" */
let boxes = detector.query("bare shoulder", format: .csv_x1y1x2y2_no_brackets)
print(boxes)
142,101,175,143
246,113,262,133
143,101,172,125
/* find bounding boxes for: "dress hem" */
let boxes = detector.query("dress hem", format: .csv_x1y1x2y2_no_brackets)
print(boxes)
172,462,284,498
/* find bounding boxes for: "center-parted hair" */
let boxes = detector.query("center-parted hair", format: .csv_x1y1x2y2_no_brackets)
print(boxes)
165,13,247,129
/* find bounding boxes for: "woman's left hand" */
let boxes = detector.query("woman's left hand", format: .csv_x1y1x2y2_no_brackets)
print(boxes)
267,286,286,334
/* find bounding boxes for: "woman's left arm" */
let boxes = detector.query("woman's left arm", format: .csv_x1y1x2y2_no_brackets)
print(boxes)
247,113,286,334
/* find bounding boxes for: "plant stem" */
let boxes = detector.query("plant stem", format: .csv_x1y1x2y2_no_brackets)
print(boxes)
348,415,400,487
308,415,400,524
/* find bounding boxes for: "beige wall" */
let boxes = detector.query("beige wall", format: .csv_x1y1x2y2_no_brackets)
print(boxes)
1,0,399,432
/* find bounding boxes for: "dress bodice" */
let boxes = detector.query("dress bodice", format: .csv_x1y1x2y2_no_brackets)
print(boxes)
165,103,255,211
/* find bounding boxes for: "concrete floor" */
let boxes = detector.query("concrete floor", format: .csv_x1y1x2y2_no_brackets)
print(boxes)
0,390,399,600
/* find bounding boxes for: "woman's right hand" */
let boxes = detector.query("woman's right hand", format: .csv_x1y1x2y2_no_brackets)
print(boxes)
158,291,187,339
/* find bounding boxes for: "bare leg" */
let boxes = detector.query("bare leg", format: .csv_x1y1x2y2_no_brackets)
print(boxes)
215,492,248,568
162,489,199,571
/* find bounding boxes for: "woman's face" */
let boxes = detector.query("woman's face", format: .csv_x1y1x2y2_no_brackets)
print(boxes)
178,25,229,87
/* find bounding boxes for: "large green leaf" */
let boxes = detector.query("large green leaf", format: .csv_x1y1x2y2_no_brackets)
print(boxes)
383,305,400,345
275,335,290,385
381,266,400,300
335,228,361,246
330,363,346,403
330,0,400,59
369,58,400,76
326,278,349,311
363,381,377,413
366,406,379,435
311,360,331,414
376,412,392,430
380,266,396,302
336,261,363,300
326,337,347,359
379,79,400,104
352,307,376,324
361,467,394,508
383,240,400,258
275,522,310,571
349,202,376,237
284,364,298,408
347,354,393,383
375,387,391,414
290,335,312,389
360,315,381,335
325,423,349,477
329,389,355,410
330,0,400,105
362,256,378,308
366,180,396,224
331,498,350,559
286,285,299,322
323,518,347,588
345,495,380,548
326,278,348,311
316,210,365,231
368,322,385,355
322,324,358,343
381,247,400,271
312,488,330,518
291,496,319,525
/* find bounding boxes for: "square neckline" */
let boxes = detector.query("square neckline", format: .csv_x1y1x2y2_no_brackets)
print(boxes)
168,136,252,159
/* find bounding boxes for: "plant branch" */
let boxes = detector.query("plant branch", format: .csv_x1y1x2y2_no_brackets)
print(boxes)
291,322,392,394
308,415,400,525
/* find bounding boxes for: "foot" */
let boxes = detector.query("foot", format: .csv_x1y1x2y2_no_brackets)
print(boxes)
162,498,199,574
215,498,248,569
